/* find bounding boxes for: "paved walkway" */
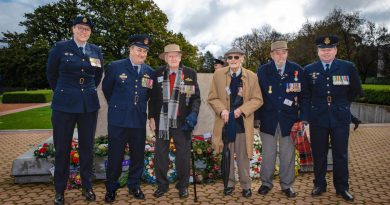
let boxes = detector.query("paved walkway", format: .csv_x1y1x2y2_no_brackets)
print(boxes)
0,125,390,204
0,103,50,116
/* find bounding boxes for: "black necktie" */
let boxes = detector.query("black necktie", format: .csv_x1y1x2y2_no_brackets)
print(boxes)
232,73,236,78
325,64,330,71
79,47,84,54
277,68,282,76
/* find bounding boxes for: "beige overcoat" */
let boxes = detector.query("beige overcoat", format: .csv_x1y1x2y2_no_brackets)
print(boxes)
207,66,263,158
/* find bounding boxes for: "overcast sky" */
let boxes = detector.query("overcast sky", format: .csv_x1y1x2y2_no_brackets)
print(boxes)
1,0,390,56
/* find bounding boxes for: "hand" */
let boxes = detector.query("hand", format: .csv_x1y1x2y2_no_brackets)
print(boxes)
302,121,309,126
181,112,198,132
254,120,260,129
221,109,229,123
234,108,242,118
149,118,156,131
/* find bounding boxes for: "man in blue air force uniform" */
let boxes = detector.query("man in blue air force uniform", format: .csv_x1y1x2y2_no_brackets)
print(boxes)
256,40,303,198
102,34,155,203
300,35,362,201
47,15,103,205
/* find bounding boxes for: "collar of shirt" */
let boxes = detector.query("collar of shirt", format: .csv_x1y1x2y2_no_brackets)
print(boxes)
229,67,242,77
275,63,286,74
321,61,333,70
74,40,86,49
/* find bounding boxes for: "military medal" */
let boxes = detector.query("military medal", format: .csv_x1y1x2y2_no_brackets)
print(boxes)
89,57,101,68
294,96,298,106
286,83,290,93
268,85,272,94
294,70,298,81
142,74,153,89
119,73,127,82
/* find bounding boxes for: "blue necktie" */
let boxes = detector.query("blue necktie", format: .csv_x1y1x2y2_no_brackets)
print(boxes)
325,64,330,71
79,47,84,54
278,68,282,76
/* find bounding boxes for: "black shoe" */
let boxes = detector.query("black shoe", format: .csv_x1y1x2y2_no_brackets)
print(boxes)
82,188,96,201
223,187,235,196
337,190,354,201
257,185,271,195
179,188,189,199
311,187,326,196
129,188,145,200
54,192,64,205
353,120,361,130
104,191,116,203
242,189,252,198
153,188,167,198
282,187,297,198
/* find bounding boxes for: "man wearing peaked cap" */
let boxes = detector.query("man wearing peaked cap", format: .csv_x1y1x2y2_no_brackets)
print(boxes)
315,35,338,48
255,40,303,198
102,34,155,202
208,47,263,198
47,14,103,205
128,34,152,49
300,35,362,201
148,44,201,199
72,15,94,29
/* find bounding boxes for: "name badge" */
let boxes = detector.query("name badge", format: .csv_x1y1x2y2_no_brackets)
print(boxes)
283,99,293,106
89,57,101,68
157,76,164,83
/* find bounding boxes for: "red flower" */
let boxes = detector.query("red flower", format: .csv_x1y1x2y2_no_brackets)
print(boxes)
38,147,47,154
213,165,220,171
42,143,49,147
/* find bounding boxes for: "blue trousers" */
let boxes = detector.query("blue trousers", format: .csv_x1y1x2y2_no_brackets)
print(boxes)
105,125,146,192
51,110,98,193
310,125,350,192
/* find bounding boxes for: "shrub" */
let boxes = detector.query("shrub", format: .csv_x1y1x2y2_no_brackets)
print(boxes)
364,77,390,85
355,84,390,105
2,89,53,103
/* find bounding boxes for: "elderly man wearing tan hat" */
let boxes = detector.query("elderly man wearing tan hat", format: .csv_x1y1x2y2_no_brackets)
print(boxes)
208,47,263,198
148,44,201,199
255,40,304,198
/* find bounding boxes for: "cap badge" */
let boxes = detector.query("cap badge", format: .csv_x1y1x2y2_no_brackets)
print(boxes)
324,37,330,45
82,17,87,23
144,38,149,45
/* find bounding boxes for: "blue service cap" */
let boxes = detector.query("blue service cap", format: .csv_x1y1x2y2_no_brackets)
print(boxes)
214,58,224,65
72,15,94,29
128,34,152,50
316,35,338,48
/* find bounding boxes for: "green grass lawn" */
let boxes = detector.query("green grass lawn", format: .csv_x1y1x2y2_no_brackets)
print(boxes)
0,106,52,130
362,84,390,90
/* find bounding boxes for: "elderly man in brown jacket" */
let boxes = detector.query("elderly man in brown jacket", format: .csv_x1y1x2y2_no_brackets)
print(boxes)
208,47,263,197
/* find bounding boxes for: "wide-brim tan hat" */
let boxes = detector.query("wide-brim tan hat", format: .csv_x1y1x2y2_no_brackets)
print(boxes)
271,40,288,51
159,44,183,60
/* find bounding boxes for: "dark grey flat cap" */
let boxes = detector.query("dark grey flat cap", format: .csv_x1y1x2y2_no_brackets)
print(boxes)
224,47,245,57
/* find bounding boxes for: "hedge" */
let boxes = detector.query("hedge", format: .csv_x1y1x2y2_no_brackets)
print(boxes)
2,90,53,103
355,84,390,105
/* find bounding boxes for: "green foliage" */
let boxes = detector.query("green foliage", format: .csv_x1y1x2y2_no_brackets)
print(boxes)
365,77,390,85
0,0,199,89
355,84,390,105
2,90,53,103
0,106,52,130
197,51,215,73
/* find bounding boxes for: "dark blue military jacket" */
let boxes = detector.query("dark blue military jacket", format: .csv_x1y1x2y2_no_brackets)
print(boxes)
300,59,362,128
256,60,304,136
46,39,103,113
102,58,155,128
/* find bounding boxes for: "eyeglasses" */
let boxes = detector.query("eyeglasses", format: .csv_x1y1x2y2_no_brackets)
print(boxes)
227,56,240,60
75,25,91,32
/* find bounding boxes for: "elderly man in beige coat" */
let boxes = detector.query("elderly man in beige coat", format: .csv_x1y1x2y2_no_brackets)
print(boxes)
208,47,263,197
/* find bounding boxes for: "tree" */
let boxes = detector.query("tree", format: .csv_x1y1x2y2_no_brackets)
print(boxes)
0,0,199,89
197,51,215,73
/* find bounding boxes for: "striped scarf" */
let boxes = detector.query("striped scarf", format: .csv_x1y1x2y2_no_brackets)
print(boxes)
158,67,182,140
